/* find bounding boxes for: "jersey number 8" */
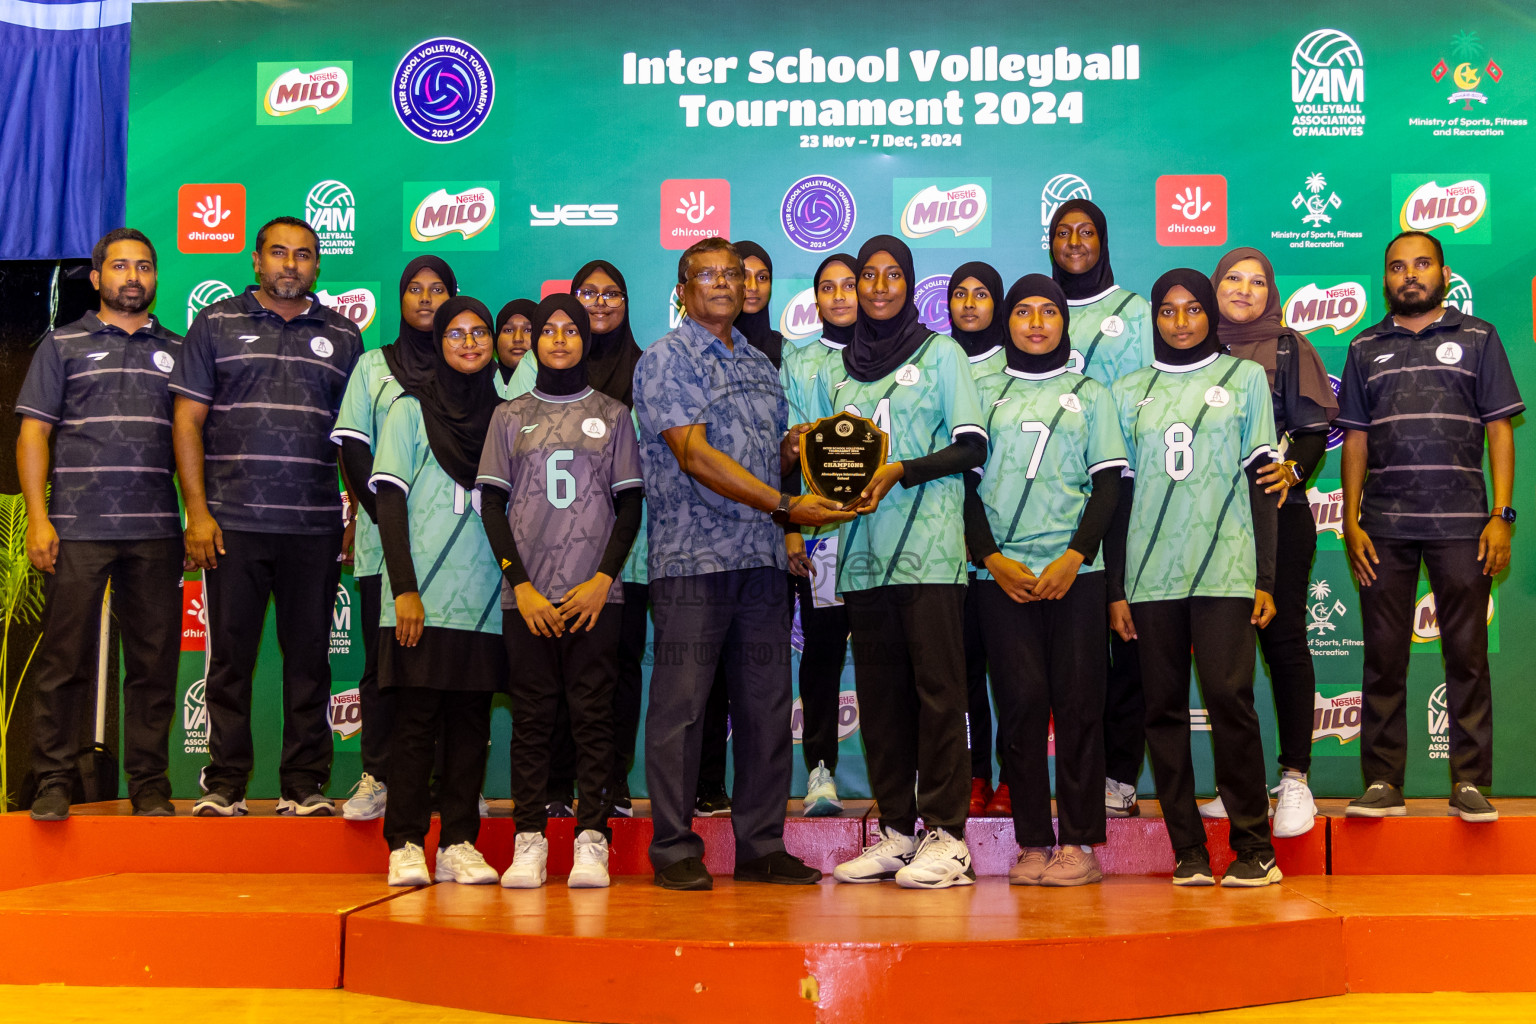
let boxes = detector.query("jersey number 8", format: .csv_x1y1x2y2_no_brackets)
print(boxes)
1163,421,1194,481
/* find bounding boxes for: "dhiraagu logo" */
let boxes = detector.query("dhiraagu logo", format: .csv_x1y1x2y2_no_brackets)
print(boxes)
403,181,500,251
894,178,991,247
256,62,352,124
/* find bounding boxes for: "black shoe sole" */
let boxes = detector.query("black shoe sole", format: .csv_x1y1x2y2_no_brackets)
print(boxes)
29,809,69,822
133,806,176,817
1344,805,1407,818
734,869,823,885
653,873,714,891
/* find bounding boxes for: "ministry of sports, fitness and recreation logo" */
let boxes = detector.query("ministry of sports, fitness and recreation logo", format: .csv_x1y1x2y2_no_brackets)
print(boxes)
913,275,951,334
329,687,362,741
1290,28,1365,137
1039,173,1091,249
895,179,990,246
186,280,234,329
305,180,356,256
781,175,857,253
257,62,352,124
1446,272,1474,315
316,284,378,337
1432,30,1502,112
1307,579,1348,635
1273,172,1362,251
393,38,495,143
183,679,209,754
403,182,499,251
1393,174,1491,242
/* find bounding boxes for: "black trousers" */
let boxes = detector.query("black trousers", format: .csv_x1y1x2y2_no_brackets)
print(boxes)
202,530,341,795
1134,596,1273,857
1260,504,1319,774
1360,537,1492,787
1103,633,1145,787
506,610,619,839
845,583,969,836
700,658,730,790
31,537,183,798
382,687,492,851
355,574,395,782
646,568,793,869
793,571,849,772
963,578,996,783
977,574,1108,847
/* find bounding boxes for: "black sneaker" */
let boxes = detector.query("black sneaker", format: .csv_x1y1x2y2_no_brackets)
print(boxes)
277,786,335,816
1345,781,1406,818
654,856,714,891
193,786,248,817
1449,782,1498,823
1221,851,1283,888
694,782,732,817
545,799,574,818
734,850,822,885
29,780,71,821
612,779,634,818
132,791,176,817
1171,846,1214,887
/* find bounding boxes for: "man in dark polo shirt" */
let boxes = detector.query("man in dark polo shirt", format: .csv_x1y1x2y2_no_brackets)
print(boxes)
1338,230,1522,823
171,216,362,817
16,228,184,820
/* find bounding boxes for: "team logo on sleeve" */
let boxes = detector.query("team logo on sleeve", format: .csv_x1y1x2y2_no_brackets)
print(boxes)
894,364,921,387
1436,341,1463,364
1204,386,1230,407
1059,393,1083,413
152,350,175,373
311,337,335,358
581,417,608,439
1100,315,1125,337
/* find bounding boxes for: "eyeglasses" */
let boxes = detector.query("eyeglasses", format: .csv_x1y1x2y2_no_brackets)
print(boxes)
444,327,491,348
689,268,745,285
575,288,626,305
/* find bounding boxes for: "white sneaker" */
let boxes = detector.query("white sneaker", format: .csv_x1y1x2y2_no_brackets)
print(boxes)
434,841,498,884
832,826,917,883
1105,778,1139,818
1271,772,1318,838
341,774,387,821
803,762,843,817
387,843,430,887
894,827,976,890
568,829,611,888
1200,792,1274,821
500,831,549,888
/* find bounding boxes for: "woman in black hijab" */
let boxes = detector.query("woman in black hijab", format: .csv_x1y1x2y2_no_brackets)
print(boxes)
822,235,989,890
494,298,538,389
733,240,785,368
372,296,506,888
948,260,1008,378
333,255,457,822
1104,269,1281,888
570,260,644,406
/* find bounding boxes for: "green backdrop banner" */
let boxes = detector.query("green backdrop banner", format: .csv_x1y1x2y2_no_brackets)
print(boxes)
126,0,1535,799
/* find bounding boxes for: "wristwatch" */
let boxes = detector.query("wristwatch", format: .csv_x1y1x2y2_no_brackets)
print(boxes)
1492,506,1517,524
1279,460,1304,488
770,493,793,525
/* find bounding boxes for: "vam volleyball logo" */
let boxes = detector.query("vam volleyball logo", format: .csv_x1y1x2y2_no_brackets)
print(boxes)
393,38,495,143
183,679,209,754
1394,175,1490,242
778,284,822,342
1446,272,1474,315
1039,173,1091,248
404,182,500,251
781,175,857,253
256,62,352,124
330,583,352,656
316,284,378,338
1290,29,1365,136
305,180,356,256
187,280,234,329
896,179,991,246
1283,280,1368,336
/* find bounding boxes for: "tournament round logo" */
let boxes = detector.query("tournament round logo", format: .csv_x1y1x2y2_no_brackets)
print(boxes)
1436,341,1463,364
1100,315,1125,338
393,37,496,144
912,274,951,333
311,337,335,358
582,417,607,439
1204,385,1230,408
153,350,175,373
780,175,857,253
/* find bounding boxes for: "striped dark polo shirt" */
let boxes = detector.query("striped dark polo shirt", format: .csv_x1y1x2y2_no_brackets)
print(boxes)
1335,307,1523,540
15,312,183,541
170,286,362,534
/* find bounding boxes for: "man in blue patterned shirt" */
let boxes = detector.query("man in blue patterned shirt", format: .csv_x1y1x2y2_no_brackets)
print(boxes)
633,237,851,890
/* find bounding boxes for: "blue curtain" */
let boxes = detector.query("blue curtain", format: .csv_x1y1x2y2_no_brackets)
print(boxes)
0,1,131,259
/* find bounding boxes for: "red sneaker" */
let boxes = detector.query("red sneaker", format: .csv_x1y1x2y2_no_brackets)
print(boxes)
983,783,1012,816
968,778,993,817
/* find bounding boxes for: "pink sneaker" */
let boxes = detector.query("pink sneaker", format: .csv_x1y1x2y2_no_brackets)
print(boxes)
1040,845,1103,887
1008,847,1052,886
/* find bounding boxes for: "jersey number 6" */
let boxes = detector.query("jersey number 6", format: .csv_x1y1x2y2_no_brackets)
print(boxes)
546,449,577,509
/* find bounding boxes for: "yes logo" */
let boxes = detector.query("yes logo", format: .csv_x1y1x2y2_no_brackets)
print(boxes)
177,184,246,254
256,62,353,124
529,204,619,227
404,182,500,250
895,179,991,246
661,179,730,250
1155,175,1226,245
1393,175,1491,243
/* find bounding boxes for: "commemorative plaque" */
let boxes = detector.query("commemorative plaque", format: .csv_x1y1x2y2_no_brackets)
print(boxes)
799,412,888,504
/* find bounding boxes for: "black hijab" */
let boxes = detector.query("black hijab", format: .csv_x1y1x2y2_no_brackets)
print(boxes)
402,297,500,490
732,240,784,368
569,260,643,407
1048,199,1115,302
947,260,1007,359
1150,269,1222,366
813,252,857,347
494,298,538,384
531,294,591,398
383,255,459,391
844,235,930,383
1001,274,1072,375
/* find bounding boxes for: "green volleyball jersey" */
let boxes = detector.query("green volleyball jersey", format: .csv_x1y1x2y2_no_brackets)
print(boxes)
501,355,535,400
370,396,503,635
967,344,1007,380
1111,353,1277,603
331,348,402,578
974,367,1127,579
782,336,848,542
1066,286,1152,386
809,334,987,593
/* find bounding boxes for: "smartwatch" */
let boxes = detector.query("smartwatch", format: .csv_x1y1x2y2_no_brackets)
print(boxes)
770,493,793,525
1492,506,1517,524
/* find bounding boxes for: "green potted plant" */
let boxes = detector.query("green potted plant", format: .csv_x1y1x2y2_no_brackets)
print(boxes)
0,492,46,813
